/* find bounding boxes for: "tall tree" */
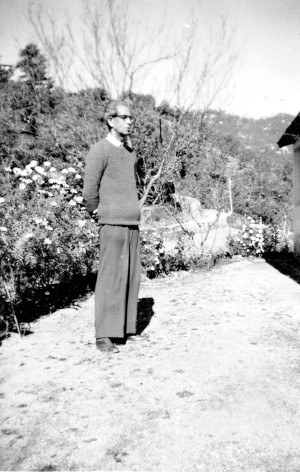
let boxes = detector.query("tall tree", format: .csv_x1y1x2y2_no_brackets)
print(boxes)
14,44,54,137
16,43,48,83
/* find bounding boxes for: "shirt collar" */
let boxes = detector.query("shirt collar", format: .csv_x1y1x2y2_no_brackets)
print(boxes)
106,133,133,150
106,133,123,148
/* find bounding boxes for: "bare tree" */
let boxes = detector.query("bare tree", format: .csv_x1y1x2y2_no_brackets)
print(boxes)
28,1,75,88
132,6,239,208
80,0,179,98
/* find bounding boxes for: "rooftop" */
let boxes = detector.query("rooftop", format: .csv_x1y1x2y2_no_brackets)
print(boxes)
278,112,300,148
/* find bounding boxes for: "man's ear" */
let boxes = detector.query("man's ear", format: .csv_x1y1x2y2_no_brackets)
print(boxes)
107,116,114,128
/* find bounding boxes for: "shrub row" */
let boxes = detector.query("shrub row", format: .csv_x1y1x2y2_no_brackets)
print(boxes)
0,161,292,333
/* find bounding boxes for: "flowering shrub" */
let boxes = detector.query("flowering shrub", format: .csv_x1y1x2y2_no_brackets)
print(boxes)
0,160,98,328
262,224,280,253
227,215,293,257
140,229,210,278
140,230,168,278
228,216,264,257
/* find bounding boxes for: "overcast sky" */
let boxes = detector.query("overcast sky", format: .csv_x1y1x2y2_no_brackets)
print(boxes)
0,0,299,119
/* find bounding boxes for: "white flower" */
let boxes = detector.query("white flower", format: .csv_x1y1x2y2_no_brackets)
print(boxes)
13,167,22,175
49,167,56,172
74,196,83,203
22,178,32,184
68,167,76,173
50,201,58,207
61,169,69,174
0,197,5,204
35,166,45,175
43,161,51,167
28,160,38,168
44,238,52,245
32,175,39,181
19,183,26,190
77,220,86,228
69,200,76,206
0,226,8,232
4,167,12,172
75,174,81,180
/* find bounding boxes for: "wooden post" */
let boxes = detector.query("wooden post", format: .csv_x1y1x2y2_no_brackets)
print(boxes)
293,138,300,254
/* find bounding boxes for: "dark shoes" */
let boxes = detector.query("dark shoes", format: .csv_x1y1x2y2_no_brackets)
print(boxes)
126,334,145,342
96,334,147,352
96,337,120,353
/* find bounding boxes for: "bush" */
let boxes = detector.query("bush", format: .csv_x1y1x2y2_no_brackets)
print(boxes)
227,215,292,257
0,160,98,328
140,229,214,278
227,216,264,257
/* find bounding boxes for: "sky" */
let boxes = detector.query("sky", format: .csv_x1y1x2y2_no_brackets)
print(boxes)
0,0,299,119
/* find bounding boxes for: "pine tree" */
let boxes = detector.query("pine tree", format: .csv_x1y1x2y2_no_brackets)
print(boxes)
16,43,48,83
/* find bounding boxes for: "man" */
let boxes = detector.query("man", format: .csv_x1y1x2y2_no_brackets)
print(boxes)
83,100,141,353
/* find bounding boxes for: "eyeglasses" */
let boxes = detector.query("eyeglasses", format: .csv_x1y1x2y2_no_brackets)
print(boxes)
115,114,133,121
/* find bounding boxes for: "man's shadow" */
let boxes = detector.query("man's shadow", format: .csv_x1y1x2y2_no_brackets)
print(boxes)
136,297,155,335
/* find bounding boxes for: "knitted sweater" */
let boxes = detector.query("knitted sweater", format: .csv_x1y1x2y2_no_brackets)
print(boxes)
82,139,141,226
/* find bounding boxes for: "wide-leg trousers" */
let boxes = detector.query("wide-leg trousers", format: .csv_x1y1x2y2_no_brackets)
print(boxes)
94,224,141,338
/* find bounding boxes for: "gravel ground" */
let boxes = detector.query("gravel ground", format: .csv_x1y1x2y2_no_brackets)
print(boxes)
1,258,300,471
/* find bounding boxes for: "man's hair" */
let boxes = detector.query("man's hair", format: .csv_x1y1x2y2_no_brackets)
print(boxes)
104,100,131,128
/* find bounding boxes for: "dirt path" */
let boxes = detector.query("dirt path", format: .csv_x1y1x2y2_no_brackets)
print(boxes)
1,258,300,471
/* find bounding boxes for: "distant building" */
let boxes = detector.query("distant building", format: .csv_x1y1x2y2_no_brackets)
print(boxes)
278,113,300,254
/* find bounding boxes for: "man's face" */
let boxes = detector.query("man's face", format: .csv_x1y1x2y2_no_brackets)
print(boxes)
108,105,133,137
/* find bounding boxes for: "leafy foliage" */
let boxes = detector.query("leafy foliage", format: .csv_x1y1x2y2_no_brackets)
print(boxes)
0,161,98,326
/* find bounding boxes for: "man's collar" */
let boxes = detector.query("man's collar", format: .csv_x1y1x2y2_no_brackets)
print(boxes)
106,133,123,147
106,133,133,150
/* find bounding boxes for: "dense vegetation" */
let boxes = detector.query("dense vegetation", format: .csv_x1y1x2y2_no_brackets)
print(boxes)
0,44,294,332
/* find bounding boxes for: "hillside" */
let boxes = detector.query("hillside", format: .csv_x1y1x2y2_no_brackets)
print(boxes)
211,111,294,158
